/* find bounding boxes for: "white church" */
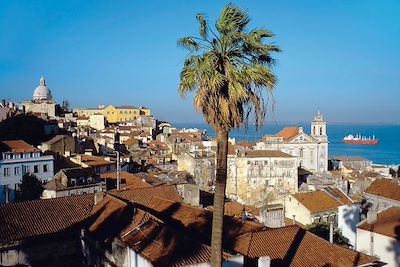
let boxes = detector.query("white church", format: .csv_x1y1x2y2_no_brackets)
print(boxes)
22,76,56,118
256,110,328,173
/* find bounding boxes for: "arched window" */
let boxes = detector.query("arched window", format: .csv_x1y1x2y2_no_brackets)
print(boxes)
313,126,316,135
320,127,323,135
299,148,304,158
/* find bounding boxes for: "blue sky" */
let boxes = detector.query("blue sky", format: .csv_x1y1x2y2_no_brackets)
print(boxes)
1,0,399,123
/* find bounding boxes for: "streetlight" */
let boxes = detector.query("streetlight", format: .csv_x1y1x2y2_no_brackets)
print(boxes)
115,151,120,190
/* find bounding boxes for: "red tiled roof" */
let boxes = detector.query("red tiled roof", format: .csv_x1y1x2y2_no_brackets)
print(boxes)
357,207,400,239
109,185,182,207
292,191,342,213
237,141,256,147
79,154,115,167
224,201,259,217
0,194,94,242
329,187,353,205
233,225,377,266
365,179,400,201
275,127,300,141
0,140,39,153
260,127,300,142
100,171,152,189
89,194,128,233
77,116,89,120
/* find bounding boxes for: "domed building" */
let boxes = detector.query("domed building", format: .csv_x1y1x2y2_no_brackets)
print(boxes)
33,76,52,101
22,76,56,118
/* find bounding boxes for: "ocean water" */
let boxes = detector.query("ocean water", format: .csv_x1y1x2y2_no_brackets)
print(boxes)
173,122,400,165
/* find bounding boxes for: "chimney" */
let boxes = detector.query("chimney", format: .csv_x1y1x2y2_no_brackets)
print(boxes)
258,256,271,267
76,154,82,164
367,210,377,224
94,191,105,205
299,127,303,134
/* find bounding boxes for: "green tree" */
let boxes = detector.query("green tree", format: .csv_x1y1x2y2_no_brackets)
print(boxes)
178,5,280,266
15,173,44,202
306,221,350,247
389,168,397,177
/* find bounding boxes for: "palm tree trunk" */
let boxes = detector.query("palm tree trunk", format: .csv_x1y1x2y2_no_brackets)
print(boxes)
210,128,229,267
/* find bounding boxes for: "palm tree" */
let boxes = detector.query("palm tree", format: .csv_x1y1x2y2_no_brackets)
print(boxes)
178,5,280,266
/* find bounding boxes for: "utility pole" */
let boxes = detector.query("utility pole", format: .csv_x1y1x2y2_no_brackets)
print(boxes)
116,151,120,190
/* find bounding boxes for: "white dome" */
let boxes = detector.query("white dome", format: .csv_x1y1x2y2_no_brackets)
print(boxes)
33,76,52,101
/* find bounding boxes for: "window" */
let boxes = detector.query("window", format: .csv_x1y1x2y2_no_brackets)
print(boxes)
14,167,20,175
23,166,29,174
320,127,323,135
34,165,39,173
43,164,48,173
30,152,33,158
3,168,10,176
264,160,268,165
313,126,316,135
299,148,304,158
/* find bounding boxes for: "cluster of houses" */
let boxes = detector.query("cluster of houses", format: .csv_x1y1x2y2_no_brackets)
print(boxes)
1,76,400,266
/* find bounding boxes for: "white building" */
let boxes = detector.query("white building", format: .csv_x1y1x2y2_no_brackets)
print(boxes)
22,76,56,118
364,179,400,212
356,207,400,267
256,110,328,173
0,140,54,203
285,188,352,226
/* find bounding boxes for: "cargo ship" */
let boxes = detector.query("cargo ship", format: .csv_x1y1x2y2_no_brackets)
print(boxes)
343,134,378,145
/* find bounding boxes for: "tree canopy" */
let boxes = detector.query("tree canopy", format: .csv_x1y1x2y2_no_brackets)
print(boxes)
306,221,350,247
178,4,280,132
15,173,44,202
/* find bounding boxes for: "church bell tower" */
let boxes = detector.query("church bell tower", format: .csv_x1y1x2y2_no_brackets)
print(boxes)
311,110,327,143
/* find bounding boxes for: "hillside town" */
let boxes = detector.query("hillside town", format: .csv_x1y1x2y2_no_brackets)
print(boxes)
0,76,399,266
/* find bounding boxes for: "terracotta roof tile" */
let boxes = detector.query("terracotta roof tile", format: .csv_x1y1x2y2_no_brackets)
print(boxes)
328,187,353,205
0,140,39,153
292,191,342,213
275,127,300,141
89,194,128,233
0,194,94,242
224,201,259,217
357,207,400,238
109,185,182,207
365,179,400,201
233,225,377,266
237,141,256,147
100,171,152,189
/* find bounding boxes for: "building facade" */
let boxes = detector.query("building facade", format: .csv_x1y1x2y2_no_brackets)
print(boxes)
256,110,328,173
0,140,54,203
42,167,103,199
177,151,216,191
73,105,151,124
226,150,298,206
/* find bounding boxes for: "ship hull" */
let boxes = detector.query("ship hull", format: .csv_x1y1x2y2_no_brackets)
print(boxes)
343,139,378,145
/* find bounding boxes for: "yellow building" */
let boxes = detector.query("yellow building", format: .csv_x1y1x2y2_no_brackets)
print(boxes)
73,105,151,123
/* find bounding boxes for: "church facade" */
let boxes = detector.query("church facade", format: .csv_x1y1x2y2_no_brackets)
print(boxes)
256,111,328,173
22,76,56,118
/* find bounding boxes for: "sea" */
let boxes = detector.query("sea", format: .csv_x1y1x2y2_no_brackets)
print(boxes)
173,122,400,166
